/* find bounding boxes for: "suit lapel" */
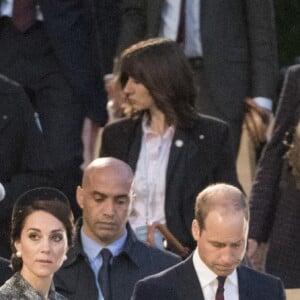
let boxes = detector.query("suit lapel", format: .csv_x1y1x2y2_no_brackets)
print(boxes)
166,128,187,184
177,256,205,300
237,266,253,300
166,122,211,186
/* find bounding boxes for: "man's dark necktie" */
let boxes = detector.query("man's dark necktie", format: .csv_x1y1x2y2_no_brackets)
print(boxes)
98,248,112,300
176,0,186,44
215,276,226,300
12,0,36,32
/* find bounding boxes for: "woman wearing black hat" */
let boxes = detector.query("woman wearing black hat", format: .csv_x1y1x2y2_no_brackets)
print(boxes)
0,187,74,299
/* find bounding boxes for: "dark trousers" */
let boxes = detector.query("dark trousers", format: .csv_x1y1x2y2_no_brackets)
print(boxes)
0,18,83,217
191,62,243,159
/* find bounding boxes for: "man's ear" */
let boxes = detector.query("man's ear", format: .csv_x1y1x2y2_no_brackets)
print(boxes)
191,219,200,241
76,186,84,209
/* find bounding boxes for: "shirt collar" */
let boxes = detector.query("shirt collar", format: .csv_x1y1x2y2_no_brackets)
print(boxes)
141,114,175,137
192,249,238,288
80,226,128,260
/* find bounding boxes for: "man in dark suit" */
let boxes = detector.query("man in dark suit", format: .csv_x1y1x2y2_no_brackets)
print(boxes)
54,157,180,300
132,183,286,300
91,0,122,76
0,0,107,216
0,257,12,285
274,0,300,69
117,0,278,156
0,74,53,258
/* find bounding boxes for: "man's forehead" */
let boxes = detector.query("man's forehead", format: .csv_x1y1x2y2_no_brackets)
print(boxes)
85,168,131,186
91,189,130,198
203,210,248,232
87,167,132,183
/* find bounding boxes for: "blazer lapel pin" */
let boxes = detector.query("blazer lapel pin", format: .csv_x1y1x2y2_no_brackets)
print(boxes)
199,134,205,140
175,139,184,147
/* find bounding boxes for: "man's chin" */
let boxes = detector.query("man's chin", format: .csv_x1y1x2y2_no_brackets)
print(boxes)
214,266,236,276
97,233,115,245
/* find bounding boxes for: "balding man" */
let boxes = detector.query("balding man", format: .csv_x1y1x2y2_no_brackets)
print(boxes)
54,157,180,300
132,183,285,300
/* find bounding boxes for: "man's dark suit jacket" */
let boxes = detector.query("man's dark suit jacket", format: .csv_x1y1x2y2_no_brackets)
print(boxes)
132,254,286,300
274,0,300,68
37,0,107,124
54,222,180,300
0,0,107,124
100,114,240,250
0,75,53,258
117,0,278,122
92,0,122,75
0,257,12,286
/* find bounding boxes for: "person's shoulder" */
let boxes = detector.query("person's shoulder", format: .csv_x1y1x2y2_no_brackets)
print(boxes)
102,116,143,146
105,116,140,129
55,291,69,300
124,224,181,269
0,74,32,115
102,117,141,137
132,261,182,300
134,239,181,265
136,255,186,285
187,113,230,140
0,74,23,95
284,64,300,82
238,265,284,287
0,256,10,265
194,113,229,128
286,63,300,74
236,266,285,299
0,273,18,298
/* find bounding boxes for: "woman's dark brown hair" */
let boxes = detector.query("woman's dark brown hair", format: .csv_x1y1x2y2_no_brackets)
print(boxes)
118,38,198,128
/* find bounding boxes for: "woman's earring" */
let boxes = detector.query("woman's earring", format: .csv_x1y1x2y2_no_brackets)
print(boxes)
63,255,67,261
16,251,22,258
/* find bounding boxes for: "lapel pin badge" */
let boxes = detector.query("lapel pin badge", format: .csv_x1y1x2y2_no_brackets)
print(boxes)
175,139,184,147
199,134,205,140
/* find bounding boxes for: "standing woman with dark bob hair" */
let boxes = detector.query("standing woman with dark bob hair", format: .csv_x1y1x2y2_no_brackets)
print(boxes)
100,38,239,255
0,187,74,299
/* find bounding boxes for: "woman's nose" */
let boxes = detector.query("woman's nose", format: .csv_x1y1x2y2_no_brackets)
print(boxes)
123,78,134,94
40,237,51,252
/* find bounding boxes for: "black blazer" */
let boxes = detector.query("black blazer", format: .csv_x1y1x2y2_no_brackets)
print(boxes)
132,254,286,300
100,114,239,250
117,0,278,120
